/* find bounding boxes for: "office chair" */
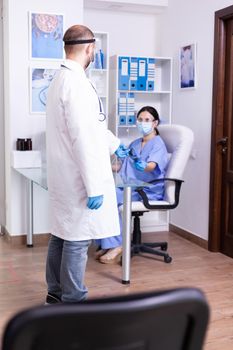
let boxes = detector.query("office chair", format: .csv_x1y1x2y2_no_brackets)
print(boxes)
130,124,194,263
2,287,209,350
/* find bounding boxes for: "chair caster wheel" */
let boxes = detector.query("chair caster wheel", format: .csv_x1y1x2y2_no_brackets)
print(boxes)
164,255,172,263
161,243,168,251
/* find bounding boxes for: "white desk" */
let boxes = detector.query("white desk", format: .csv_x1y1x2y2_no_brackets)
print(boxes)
14,167,149,284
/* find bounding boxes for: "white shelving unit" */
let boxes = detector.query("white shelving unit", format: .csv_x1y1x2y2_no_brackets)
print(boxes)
87,32,109,121
109,55,173,231
109,55,172,145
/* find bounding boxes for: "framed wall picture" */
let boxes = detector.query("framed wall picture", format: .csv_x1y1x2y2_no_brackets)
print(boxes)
179,43,197,89
30,67,58,114
29,12,64,60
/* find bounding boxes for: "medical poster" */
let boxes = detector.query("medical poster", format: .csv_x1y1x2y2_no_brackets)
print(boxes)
179,43,197,89
30,12,64,59
30,68,58,113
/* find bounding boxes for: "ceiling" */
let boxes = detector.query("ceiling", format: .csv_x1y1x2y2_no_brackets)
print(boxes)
84,0,168,15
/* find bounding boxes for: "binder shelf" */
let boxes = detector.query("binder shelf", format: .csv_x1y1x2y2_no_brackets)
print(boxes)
109,55,173,145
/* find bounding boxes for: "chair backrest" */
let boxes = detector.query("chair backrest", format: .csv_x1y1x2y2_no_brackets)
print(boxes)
2,288,209,350
158,124,194,203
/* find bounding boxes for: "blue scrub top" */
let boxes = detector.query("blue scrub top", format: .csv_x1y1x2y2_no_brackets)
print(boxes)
119,135,169,200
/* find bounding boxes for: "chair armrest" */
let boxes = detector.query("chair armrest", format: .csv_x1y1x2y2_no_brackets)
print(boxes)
136,178,184,210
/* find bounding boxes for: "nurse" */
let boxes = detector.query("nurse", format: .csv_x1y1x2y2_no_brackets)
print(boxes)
96,106,169,264
45,24,128,304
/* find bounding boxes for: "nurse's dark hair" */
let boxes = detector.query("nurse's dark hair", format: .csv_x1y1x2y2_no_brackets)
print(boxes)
137,106,160,134
63,25,94,54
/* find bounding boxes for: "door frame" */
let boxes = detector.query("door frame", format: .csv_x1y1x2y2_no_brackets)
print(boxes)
209,5,233,251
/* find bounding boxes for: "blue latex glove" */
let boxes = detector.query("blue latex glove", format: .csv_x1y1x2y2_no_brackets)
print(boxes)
115,144,130,158
87,195,104,210
134,160,147,172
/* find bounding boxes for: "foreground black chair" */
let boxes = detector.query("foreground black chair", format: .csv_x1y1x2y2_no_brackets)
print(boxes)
2,287,209,350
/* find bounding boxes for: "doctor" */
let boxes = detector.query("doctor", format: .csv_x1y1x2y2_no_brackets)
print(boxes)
45,24,128,304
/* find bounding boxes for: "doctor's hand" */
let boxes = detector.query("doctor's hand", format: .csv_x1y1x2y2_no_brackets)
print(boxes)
87,195,104,210
115,144,130,158
134,160,147,172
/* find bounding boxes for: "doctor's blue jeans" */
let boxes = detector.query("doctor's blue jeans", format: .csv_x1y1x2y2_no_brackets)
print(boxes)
46,234,91,303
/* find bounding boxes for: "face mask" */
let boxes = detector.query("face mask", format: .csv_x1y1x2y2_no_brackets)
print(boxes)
137,122,154,136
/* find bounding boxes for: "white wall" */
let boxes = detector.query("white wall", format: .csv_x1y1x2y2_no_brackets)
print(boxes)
84,8,161,56
160,0,233,239
4,0,84,235
0,0,5,229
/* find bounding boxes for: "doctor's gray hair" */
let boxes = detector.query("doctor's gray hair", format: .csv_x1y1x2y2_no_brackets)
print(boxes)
63,25,94,54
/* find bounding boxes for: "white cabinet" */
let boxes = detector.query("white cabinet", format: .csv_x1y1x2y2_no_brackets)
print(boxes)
87,32,109,120
109,55,173,231
109,55,173,146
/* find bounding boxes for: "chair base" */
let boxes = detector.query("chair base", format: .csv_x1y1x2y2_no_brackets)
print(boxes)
131,242,172,263
131,212,172,264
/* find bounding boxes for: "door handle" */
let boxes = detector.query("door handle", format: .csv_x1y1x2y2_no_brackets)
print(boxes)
217,136,228,146
217,136,228,154
222,147,227,154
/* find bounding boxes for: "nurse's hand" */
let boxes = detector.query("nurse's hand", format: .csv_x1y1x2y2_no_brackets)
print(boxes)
115,144,130,158
134,160,147,172
87,195,104,210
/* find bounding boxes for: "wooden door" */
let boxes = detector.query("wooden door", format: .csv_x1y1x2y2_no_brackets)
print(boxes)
220,18,233,257
209,5,233,257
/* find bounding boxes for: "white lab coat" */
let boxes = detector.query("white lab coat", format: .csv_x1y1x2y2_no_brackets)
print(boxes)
46,59,120,241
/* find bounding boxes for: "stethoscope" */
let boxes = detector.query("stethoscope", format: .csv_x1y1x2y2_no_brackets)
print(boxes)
61,64,106,122
89,80,106,122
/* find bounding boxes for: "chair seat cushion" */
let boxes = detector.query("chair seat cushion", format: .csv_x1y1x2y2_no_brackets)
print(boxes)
119,200,170,212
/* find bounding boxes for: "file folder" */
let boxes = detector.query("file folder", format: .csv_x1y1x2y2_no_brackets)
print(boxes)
127,112,136,125
126,92,136,125
147,58,155,91
129,57,138,90
137,57,147,91
118,92,127,125
119,115,127,125
118,56,130,90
